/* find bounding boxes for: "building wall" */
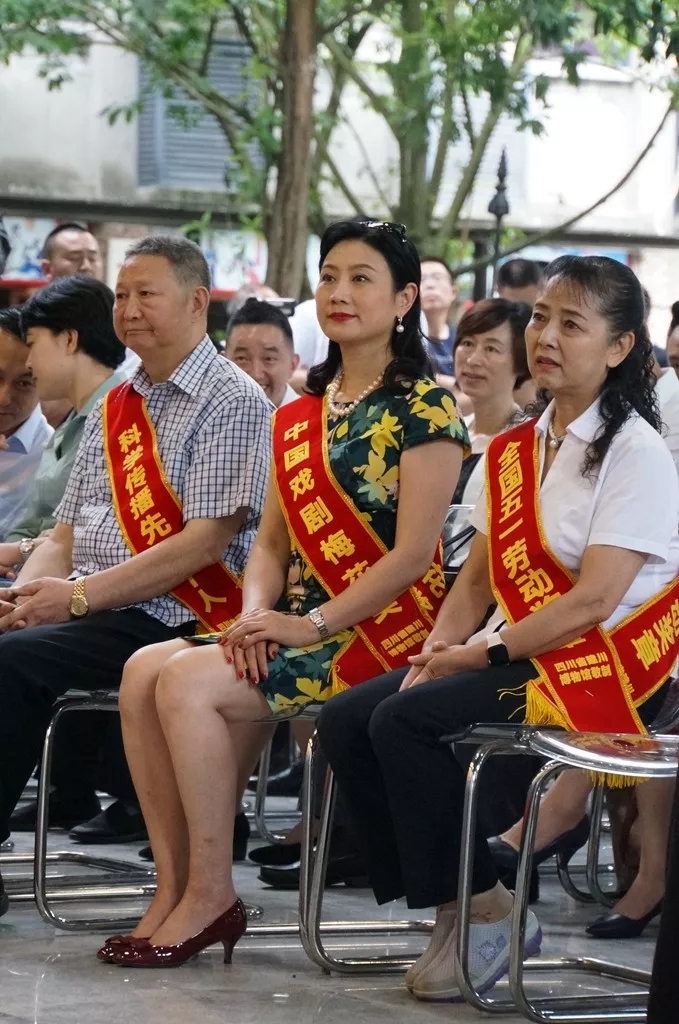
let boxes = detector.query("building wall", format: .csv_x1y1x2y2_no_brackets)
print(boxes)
0,44,138,201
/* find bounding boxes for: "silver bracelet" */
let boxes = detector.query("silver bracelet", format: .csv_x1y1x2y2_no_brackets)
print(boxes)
308,606,330,640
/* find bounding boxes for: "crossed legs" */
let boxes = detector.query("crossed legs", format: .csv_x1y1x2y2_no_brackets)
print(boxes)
119,640,274,945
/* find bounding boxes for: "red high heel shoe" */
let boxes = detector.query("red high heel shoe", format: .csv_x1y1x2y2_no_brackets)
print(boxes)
97,933,149,963
112,899,247,968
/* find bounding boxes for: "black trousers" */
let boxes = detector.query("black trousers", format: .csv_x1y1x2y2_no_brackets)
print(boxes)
647,760,679,1023
0,609,190,842
317,662,668,910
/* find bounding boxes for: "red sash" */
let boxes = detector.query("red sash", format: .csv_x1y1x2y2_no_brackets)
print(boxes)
103,382,242,632
273,393,446,690
486,419,679,736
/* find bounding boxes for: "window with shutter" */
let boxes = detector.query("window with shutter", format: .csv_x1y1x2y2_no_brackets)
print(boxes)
137,39,261,190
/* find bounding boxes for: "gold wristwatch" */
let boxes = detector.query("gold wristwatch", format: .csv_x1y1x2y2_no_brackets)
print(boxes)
18,537,36,562
69,577,90,618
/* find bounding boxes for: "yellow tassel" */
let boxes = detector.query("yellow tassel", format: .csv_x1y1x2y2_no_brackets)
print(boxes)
524,687,647,788
587,771,649,789
524,684,566,729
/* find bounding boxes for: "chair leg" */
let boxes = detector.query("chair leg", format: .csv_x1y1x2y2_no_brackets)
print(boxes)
252,735,291,845
297,732,433,975
508,760,651,1024
31,698,156,933
585,783,617,909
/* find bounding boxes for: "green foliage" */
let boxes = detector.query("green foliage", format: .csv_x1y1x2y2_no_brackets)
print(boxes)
0,0,676,273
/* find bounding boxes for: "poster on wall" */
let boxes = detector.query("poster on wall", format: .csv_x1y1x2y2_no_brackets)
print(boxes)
0,216,56,280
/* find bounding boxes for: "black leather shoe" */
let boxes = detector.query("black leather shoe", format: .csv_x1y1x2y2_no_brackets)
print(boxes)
69,801,148,844
0,870,8,918
489,815,590,873
10,794,101,832
586,902,662,939
259,852,370,890
249,842,301,867
138,811,250,862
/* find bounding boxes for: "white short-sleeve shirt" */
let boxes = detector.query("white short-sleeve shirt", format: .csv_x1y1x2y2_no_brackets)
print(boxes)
469,398,679,641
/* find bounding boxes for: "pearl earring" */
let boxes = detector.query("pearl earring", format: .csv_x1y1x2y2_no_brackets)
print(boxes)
395,316,405,334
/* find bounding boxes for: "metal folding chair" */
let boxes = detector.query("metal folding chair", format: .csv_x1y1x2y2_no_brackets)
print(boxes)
26,690,157,932
452,725,679,1022
298,725,433,974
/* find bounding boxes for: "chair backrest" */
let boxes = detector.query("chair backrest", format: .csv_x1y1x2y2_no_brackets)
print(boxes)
442,503,476,572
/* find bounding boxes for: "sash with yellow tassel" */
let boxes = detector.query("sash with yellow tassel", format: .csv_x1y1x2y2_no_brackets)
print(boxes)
486,419,679,754
273,393,446,691
103,382,242,632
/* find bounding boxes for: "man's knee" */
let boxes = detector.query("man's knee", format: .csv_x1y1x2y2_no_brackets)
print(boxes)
0,629,46,698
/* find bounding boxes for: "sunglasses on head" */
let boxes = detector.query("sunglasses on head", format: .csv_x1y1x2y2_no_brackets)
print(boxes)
363,221,408,243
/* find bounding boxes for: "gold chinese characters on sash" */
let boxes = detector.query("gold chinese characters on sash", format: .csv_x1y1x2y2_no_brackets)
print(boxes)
273,393,446,690
486,418,679,740
103,383,242,632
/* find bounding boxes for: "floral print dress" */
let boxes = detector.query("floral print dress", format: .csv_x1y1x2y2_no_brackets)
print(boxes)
198,379,469,715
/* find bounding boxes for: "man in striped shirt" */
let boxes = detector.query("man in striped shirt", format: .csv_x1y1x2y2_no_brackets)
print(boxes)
0,238,271,911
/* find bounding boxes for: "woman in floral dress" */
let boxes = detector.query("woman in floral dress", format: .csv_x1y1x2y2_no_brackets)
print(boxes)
102,219,469,967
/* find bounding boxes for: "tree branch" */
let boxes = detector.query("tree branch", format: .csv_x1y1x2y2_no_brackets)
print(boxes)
323,150,367,216
428,75,456,220
434,33,533,246
461,87,477,148
324,35,393,126
224,2,263,64
198,13,217,77
342,106,397,218
452,98,678,276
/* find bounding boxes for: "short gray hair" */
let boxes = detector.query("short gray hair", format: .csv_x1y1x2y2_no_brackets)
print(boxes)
124,235,211,290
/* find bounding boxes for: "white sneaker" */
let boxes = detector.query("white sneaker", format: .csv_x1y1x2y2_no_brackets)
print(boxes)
412,907,542,1003
404,906,456,992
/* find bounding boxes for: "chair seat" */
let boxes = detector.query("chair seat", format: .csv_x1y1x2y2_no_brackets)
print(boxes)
528,729,679,778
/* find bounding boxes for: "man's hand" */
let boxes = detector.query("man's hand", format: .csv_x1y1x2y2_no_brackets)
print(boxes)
0,542,21,580
0,578,74,632
400,641,487,690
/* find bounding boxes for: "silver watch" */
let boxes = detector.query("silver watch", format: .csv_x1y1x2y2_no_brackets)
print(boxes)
308,607,330,640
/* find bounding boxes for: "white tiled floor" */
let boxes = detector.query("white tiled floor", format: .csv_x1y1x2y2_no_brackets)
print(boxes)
0,808,657,1023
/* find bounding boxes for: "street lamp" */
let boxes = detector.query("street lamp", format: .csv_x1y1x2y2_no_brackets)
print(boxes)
487,148,509,295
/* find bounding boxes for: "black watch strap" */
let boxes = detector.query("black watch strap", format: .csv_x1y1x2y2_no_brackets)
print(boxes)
487,633,510,666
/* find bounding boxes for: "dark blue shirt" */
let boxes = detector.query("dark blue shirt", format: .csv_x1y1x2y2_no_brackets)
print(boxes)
425,326,456,376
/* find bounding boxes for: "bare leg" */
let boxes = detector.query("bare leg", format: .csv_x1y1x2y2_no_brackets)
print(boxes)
502,769,592,851
119,638,194,937
610,778,674,919
149,644,272,946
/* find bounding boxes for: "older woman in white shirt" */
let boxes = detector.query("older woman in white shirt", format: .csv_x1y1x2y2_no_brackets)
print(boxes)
317,255,679,1003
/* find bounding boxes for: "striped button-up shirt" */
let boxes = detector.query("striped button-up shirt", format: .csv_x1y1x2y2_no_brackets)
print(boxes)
56,336,272,626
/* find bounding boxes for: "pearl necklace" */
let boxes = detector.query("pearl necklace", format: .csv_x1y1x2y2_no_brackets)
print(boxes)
327,372,384,418
547,419,567,450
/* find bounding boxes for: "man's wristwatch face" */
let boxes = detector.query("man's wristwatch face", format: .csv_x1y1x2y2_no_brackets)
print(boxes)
69,579,89,618
18,538,34,559
69,595,89,617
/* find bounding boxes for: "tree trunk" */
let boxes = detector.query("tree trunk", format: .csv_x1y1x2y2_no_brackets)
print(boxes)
265,0,316,296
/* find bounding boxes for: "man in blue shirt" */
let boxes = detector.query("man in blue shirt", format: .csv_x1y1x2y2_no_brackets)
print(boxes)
0,308,52,542
420,256,457,386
